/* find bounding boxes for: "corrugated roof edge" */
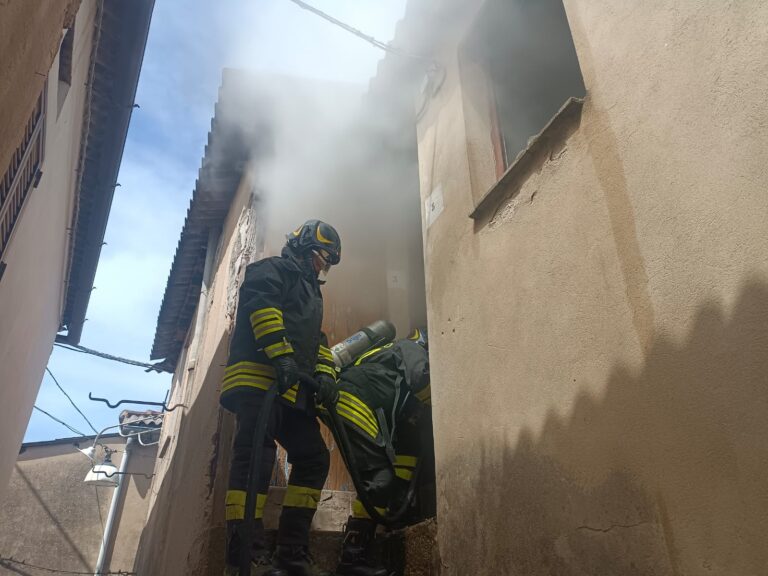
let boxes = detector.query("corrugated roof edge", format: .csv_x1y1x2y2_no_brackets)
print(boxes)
149,72,254,367
19,432,122,452
57,0,156,345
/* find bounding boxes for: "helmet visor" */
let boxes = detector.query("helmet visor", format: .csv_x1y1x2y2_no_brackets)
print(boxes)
312,249,333,275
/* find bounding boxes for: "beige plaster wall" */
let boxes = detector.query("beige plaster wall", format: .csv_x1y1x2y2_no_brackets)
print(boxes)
416,1,768,574
0,437,157,574
135,174,252,576
0,0,96,502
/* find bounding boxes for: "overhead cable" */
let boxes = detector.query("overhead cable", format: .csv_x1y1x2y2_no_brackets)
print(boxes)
283,0,426,61
45,367,99,435
32,406,86,437
0,556,135,575
54,342,165,372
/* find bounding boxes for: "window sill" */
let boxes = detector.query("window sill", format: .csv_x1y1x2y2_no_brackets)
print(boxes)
469,96,585,223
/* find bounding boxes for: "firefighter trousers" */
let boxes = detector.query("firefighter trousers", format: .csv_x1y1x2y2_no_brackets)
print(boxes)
325,408,421,522
225,393,329,564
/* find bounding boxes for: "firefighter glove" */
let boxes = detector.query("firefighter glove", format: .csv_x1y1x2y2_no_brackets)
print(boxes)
315,373,339,407
273,355,299,394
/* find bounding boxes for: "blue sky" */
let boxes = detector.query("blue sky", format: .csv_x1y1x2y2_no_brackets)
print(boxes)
25,0,407,442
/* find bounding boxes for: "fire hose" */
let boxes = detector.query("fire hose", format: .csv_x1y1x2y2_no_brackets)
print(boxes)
238,381,280,575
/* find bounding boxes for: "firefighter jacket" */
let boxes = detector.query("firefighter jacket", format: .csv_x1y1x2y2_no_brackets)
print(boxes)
324,339,430,447
219,247,337,413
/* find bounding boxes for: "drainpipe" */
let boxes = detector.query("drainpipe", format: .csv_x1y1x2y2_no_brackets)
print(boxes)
94,436,134,575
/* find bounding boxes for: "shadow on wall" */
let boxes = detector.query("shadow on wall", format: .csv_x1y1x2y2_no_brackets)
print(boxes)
133,336,234,576
13,465,92,571
441,278,768,575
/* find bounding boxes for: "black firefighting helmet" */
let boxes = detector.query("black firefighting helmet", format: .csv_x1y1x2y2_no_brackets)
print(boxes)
407,327,428,349
286,220,341,265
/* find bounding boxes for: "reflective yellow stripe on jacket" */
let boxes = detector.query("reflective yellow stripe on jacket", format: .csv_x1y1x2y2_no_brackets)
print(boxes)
318,345,334,363
353,343,394,366
250,307,285,340
314,345,337,380
221,361,275,394
314,363,337,378
281,384,299,404
264,339,294,359
336,391,379,438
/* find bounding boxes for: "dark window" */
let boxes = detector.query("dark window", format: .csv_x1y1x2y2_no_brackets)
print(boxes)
58,27,74,114
0,89,46,261
467,0,586,176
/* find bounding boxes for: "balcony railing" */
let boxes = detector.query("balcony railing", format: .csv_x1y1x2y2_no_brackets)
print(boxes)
0,90,46,260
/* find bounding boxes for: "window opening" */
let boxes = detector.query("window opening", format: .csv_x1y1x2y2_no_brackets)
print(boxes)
58,27,75,115
467,0,586,177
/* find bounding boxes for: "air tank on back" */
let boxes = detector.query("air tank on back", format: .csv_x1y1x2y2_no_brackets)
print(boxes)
331,320,397,368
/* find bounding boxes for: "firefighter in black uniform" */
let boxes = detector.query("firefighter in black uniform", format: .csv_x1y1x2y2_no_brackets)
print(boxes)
315,328,432,576
221,220,341,576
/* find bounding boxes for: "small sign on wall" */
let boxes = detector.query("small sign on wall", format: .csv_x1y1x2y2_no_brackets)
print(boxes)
387,270,407,290
425,184,444,229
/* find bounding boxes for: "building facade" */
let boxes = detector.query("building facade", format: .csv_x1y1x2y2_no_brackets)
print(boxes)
0,433,158,575
0,0,154,500
136,1,768,574
392,0,768,574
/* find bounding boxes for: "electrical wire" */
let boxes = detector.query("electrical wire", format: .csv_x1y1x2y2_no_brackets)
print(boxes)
54,342,164,372
45,367,99,435
32,406,86,437
283,0,427,61
0,556,135,575
94,486,105,534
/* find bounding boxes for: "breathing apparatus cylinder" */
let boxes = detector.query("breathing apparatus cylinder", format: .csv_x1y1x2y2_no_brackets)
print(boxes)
331,320,396,368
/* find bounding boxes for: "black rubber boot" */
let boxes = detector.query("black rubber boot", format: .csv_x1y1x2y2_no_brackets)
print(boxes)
265,545,331,576
223,554,272,576
336,517,388,576
224,521,273,576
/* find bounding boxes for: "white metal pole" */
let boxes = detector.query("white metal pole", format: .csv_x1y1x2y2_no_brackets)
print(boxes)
94,436,134,575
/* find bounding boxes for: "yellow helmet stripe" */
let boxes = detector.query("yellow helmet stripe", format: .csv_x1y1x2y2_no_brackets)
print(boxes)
316,225,334,245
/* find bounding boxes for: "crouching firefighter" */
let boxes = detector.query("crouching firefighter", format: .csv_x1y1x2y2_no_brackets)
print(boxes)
313,328,432,576
220,220,341,576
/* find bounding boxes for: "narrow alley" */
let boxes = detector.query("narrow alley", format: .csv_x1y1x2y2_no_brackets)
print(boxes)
1,1,767,575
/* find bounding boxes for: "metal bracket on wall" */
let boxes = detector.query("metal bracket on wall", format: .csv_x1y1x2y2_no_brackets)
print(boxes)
88,392,186,412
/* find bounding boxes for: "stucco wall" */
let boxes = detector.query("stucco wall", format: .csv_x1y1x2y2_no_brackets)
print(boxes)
0,0,96,502
0,437,157,575
136,169,266,576
416,1,768,574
